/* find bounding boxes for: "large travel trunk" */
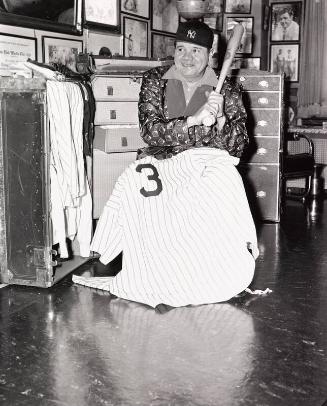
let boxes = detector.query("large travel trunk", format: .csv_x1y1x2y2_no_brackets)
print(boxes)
0,77,88,287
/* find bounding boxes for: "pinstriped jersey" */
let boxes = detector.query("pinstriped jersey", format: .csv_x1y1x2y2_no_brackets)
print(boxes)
73,148,258,308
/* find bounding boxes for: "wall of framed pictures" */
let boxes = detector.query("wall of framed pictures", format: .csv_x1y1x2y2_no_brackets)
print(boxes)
268,0,303,84
267,0,305,126
0,0,304,80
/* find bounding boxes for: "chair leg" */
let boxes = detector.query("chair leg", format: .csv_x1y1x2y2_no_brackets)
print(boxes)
284,175,313,201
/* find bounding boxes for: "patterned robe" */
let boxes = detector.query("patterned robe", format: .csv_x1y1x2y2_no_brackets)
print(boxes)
138,65,248,160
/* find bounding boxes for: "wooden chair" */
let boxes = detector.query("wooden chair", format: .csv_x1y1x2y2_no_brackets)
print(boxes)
282,130,315,201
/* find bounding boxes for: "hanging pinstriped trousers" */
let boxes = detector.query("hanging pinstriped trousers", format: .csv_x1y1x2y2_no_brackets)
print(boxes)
47,81,92,258
73,148,258,308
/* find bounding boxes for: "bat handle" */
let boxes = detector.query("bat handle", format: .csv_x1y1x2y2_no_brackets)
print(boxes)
202,80,224,127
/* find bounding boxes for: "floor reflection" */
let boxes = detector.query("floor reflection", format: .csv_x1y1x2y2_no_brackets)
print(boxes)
52,286,255,405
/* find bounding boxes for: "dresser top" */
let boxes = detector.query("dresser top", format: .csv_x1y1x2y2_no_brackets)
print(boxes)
289,126,327,136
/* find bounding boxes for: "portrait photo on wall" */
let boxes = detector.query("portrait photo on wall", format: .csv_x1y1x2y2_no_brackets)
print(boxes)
151,33,174,59
84,0,120,30
0,0,82,34
209,33,220,69
225,0,251,14
206,0,223,13
0,33,37,77
270,44,299,82
123,17,148,57
121,0,149,19
270,2,302,42
152,0,179,34
42,36,83,72
226,17,253,54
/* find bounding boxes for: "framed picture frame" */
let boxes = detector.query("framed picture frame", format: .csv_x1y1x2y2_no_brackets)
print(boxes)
270,44,300,82
203,15,220,31
263,5,270,31
151,33,175,59
123,16,148,58
121,0,150,19
226,17,253,54
206,0,224,13
84,0,120,31
231,57,261,70
209,33,220,69
42,36,83,72
270,2,302,42
0,33,37,75
216,13,224,32
0,0,82,35
152,0,179,34
225,0,252,14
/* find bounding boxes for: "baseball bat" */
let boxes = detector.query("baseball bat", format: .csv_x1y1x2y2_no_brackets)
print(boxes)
203,23,245,126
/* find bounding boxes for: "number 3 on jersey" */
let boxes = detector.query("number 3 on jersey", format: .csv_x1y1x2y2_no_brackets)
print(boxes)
136,163,163,197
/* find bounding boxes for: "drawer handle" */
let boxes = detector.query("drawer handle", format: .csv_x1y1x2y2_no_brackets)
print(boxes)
259,166,268,171
257,147,267,155
107,86,113,95
257,120,268,127
110,110,117,119
258,80,269,88
258,97,269,105
121,136,128,147
130,77,141,84
256,191,267,198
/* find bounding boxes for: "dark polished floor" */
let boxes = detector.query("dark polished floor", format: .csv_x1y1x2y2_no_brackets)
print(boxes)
1,197,327,406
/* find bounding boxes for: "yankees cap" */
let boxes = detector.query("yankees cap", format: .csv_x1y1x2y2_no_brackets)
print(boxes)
175,20,214,49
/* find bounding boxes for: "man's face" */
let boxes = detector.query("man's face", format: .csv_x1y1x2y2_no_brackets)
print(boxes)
174,41,210,81
280,12,292,29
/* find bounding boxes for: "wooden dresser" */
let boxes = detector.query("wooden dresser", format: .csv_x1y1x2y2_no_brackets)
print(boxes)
232,69,284,222
91,72,147,218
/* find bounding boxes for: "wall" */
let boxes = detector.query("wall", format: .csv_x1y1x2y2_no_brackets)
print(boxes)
0,1,272,69
0,1,303,78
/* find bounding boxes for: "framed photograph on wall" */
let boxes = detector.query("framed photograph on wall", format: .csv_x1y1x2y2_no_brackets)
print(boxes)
151,33,175,59
226,17,253,54
123,16,148,57
0,0,82,35
0,33,37,76
206,0,223,13
203,15,220,31
42,36,83,72
270,44,299,82
84,0,120,31
225,0,252,14
270,2,302,42
121,0,150,19
152,0,179,34
209,33,220,69
231,57,261,70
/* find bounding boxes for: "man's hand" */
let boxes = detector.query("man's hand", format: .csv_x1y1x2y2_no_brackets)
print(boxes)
187,90,225,128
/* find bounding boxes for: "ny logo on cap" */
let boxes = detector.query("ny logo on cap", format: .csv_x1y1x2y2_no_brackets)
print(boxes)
187,30,196,39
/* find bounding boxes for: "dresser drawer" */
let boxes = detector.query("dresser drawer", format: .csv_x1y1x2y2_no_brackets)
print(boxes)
235,75,281,91
247,109,281,136
238,163,281,222
93,149,138,218
94,101,139,125
243,91,280,109
92,75,142,101
94,125,146,153
241,136,281,164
